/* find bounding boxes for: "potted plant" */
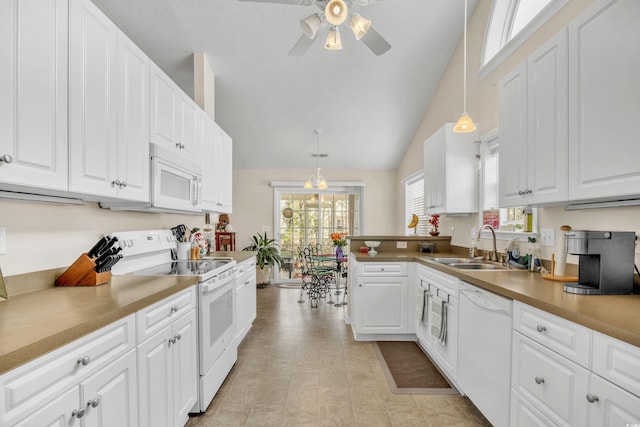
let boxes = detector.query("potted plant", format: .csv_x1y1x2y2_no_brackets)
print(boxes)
242,232,283,287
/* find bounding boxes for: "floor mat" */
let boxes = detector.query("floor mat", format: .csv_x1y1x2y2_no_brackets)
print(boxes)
373,341,458,395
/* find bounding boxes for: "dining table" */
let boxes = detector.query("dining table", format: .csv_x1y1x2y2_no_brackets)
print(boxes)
312,253,348,307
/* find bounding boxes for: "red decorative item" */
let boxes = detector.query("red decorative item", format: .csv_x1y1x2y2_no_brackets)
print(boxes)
428,214,440,235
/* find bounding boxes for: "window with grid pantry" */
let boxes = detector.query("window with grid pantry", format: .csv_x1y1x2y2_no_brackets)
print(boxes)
404,172,429,236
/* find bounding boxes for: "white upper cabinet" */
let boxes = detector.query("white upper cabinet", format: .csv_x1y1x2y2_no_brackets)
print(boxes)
499,30,569,207
68,0,149,201
424,123,478,215
568,0,640,201
201,115,233,213
0,0,68,191
150,64,201,164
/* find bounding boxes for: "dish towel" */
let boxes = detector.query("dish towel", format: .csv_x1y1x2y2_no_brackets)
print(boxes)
421,289,429,324
430,293,448,345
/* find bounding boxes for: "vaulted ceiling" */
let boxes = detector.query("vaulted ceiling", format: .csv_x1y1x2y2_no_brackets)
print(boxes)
91,0,477,169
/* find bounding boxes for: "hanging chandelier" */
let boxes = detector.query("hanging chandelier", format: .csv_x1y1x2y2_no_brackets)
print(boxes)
304,129,328,190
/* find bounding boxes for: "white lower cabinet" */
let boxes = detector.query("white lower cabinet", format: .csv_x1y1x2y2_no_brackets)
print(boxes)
351,261,414,339
415,264,459,386
512,301,640,426
82,349,138,427
235,258,257,345
0,315,136,426
137,307,197,427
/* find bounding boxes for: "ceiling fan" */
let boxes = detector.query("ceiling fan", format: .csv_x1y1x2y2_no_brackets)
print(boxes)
238,0,391,56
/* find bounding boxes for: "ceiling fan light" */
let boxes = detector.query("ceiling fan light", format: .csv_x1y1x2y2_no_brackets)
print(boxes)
453,113,476,133
318,179,328,190
325,26,343,50
350,14,371,40
300,13,322,39
304,180,313,189
325,0,348,26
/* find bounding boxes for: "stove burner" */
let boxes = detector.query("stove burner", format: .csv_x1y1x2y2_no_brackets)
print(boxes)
133,259,232,278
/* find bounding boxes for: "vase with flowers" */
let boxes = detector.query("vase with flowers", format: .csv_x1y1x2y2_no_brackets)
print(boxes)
331,232,348,259
428,215,440,236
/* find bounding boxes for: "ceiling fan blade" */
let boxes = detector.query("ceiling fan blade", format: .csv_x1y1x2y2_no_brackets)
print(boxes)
361,25,391,56
289,34,316,56
237,0,314,5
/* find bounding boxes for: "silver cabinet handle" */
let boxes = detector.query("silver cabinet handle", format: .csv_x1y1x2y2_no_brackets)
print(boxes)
358,284,362,287
0,154,13,164
175,333,182,341
170,306,179,314
536,325,547,333
87,397,100,408
535,376,545,384
170,337,177,344
77,355,91,366
111,179,121,187
586,394,599,403
72,408,85,418
121,180,127,188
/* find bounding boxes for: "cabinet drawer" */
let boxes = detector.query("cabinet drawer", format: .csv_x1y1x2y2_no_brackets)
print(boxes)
513,301,591,367
236,258,256,277
592,331,640,398
1,314,135,425
512,332,589,427
510,391,557,427
136,286,196,344
359,262,407,276
416,264,458,297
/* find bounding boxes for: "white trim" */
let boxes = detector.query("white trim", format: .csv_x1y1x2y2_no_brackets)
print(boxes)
270,181,366,187
479,0,570,79
401,169,424,184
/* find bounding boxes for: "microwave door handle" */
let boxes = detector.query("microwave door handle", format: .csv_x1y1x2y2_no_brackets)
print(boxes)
192,177,198,206
198,177,202,206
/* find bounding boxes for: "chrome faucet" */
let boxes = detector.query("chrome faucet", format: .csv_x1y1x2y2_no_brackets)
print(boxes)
477,224,498,262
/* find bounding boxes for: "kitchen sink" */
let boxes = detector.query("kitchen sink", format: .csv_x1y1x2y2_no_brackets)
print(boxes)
447,263,507,270
429,257,510,271
430,257,479,264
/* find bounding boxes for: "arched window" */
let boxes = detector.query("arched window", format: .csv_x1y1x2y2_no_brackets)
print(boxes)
480,0,568,78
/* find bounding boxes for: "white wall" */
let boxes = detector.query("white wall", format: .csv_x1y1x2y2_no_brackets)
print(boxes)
0,200,209,276
396,0,640,265
231,168,398,251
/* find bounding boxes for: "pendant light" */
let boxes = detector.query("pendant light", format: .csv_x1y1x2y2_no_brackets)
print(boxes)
453,0,476,134
304,129,328,190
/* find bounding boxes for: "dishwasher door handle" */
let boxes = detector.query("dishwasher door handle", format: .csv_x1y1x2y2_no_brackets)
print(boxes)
460,289,510,315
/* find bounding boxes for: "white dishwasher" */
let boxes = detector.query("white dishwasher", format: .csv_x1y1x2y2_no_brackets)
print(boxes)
458,281,513,427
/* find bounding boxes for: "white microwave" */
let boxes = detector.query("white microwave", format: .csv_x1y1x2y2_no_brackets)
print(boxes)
151,144,202,212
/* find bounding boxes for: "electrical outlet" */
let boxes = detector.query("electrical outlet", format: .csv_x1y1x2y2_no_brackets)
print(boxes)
540,228,555,247
0,227,5,255
396,241,407,249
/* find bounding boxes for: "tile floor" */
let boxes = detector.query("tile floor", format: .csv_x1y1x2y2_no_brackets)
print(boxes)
186,285,491,426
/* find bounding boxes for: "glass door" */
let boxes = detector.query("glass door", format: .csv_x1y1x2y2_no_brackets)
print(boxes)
274,188,361,282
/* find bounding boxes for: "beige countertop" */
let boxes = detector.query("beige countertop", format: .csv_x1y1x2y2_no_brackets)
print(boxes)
0,251,256,375
352,252,640,348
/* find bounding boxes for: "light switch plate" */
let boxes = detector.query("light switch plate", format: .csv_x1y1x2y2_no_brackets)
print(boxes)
396,241,407,249
540,228,555,247
0,227,5,255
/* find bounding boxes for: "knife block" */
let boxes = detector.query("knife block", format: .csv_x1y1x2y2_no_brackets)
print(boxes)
55,253,111,286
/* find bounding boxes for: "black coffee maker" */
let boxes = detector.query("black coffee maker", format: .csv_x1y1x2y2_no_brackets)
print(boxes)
563,231,636,295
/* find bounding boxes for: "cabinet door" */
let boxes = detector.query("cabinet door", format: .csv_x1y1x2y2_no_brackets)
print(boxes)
13,387,80,427
568,0,640,200
527,29,569,205
0,0,68,190
498,62,528,207
236,267,257,344
150,64,178,150
355,277,408,334
68,0,117,197
588,374,640,426
177,94,200,163
171,310,198,427
82,349,138,427
115,31,149,202
137,326,173,427
511,332,589,427
215,127,233,213
423,127,445,214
